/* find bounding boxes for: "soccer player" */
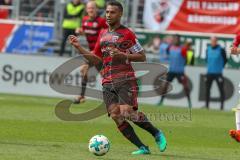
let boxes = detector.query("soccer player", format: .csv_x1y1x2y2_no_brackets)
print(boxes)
158,35,192,108
205,37,227,110
73,1,108,104
229,104,240,143
230,33,240,55
69,1,167,155
229,33,240,142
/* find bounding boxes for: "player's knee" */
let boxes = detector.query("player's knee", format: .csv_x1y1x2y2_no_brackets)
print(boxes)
80,65,89,75
108,104,121,120
120,106,132,118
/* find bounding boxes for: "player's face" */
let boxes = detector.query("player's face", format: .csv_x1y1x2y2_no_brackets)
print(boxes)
173,36,180,45
86,2,97,18
211,37,217,47
106,5,122,26
72,0,81,5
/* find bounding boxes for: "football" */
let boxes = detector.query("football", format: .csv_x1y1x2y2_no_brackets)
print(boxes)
88,135,110,156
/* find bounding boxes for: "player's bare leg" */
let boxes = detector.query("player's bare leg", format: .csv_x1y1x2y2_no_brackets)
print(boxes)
182,75,192,108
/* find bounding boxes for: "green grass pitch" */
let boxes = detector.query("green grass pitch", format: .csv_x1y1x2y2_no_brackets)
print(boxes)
0,93,239,160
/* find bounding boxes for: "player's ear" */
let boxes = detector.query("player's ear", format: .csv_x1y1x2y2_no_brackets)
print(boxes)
119,14,122,19
119,11,123,17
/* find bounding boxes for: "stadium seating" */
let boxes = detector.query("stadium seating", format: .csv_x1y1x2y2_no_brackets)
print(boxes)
19,0,55,21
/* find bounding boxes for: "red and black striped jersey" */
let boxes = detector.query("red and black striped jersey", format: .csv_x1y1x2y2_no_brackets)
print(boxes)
93,25,144,84
82,16,108,51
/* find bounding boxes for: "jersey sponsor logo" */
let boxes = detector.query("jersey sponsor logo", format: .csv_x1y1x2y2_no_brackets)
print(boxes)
93,22,98,28
112,35,119,42
100,32,123,43
84,29,97,35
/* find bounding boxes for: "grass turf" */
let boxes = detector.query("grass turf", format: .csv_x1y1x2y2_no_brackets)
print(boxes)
0,93,239,160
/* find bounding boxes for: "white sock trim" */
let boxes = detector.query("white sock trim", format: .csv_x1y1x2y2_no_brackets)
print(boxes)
236,110,240,130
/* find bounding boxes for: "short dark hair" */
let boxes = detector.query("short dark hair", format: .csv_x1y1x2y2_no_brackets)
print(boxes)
173,34,180,39
106,0,123,12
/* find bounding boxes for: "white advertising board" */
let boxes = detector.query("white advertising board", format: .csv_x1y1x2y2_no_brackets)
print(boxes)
0,54,239,110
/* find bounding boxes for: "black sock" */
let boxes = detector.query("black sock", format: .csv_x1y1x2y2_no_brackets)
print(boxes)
159,96,164,104
81,79,87,96
133,112,159,137
118,121,145,148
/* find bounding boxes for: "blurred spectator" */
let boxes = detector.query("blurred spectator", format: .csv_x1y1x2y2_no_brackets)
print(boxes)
159,35,172,63
95,0,106,15
205,36,227,110
82,0,105,8
95,0,105,9
60,0,85,56
83,0,106,15
183,40,194,65
36,12,44,22
0,0,11,5
0,0,12,19
144,36,161,54
159,35,192,108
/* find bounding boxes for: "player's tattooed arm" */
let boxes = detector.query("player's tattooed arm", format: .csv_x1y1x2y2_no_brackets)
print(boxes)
127,50,146,62
69,35,102,65
110,48,146,62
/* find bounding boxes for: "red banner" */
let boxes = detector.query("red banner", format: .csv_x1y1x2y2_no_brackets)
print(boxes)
143,0,240,34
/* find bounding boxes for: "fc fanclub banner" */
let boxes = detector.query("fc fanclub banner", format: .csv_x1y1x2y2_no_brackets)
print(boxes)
143,0,240,34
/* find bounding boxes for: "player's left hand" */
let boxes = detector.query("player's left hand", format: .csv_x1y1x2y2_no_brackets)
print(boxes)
109,48,127,61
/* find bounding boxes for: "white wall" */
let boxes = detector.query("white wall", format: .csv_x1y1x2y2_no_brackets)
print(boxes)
0,54,239,110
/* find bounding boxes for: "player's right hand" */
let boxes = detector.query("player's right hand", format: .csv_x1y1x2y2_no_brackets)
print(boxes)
69,35,80,48
230,47,239,55
75,28,83,35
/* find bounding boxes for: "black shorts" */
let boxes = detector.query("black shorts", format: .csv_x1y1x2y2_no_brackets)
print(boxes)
167,72,186,83
102,80,138,112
